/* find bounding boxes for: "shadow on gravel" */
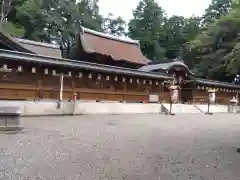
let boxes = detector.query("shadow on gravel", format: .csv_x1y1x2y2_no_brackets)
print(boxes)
106,122,117,126
1,130,27,135
105,119,120,126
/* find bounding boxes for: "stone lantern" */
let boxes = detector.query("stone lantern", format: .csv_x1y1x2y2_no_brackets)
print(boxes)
166,85,179,115
206,89,216,115
169,85,179,103
229,96,238,113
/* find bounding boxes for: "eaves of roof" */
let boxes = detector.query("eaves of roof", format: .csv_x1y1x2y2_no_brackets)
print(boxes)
0,49,171,80
196,78,240,89
0,33,34,53
0,26,35,53
138,61,194,75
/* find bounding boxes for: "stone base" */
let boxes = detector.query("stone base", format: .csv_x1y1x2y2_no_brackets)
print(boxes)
165,112,176,116
0,106,22,132
205,112,213,115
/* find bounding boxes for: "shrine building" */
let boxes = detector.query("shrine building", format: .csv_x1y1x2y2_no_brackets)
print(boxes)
0,26,239,104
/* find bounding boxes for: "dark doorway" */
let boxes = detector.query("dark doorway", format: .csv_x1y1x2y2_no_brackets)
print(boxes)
180,83,194,103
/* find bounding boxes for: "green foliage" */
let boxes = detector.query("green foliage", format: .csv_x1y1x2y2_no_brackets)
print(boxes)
4,0,125,56
128,0,166,61
201,0,232,25
103,13,126,36
40,0,104,50
128,0,200,63
2,22,25,37
188,0,240,78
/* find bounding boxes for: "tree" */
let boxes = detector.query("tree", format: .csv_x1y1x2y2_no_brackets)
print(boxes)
128,0,202,63
6,0,47,39
0,0,12,23
5,0,104,42
163,15,185,59
103,13,126,36
201,0,232,26
188,1,240,80
128,0,166,61
181,16,201,68
40,0,104,57
222,0,240,74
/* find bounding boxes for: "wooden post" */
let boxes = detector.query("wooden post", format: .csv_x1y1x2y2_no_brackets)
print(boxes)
206,99,211,114
123,82,127,92
73,92,77,116
59,73,63,101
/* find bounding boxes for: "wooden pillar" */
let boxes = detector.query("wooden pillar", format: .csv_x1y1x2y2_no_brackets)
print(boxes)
123,77,127,92
59,73,64,101
98,74,103,89
37,66,43,100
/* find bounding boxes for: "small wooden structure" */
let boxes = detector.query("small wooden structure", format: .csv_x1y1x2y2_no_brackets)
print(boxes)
0,26,238,104
140,60,240,104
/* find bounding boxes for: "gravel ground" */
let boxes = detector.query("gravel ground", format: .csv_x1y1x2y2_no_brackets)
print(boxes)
0,114,240,180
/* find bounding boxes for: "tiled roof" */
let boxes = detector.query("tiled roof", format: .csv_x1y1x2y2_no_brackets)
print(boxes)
15,38,61,58
78,26,151,65
0,26,61,58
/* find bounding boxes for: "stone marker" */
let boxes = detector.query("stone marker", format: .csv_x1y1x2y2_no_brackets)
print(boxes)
0,106,23,131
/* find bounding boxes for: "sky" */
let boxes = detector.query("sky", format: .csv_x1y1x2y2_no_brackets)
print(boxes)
98,0,212,22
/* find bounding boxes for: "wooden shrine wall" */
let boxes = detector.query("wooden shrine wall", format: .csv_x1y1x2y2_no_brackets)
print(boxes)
0,60,238,104
0,61,169,102
193,87,238,104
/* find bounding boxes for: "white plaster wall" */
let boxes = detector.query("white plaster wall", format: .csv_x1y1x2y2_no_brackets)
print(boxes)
74,102,162,115
0,100,162,115
161,103,201,114
196,104,229,113
23,101,73,115
0,100,238,116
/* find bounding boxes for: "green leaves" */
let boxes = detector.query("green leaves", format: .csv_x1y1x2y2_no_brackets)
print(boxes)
128,0,166,61
128,0,200,63
188,0,240,78
3,22,25,37
202,0,232,25
103,13,126,36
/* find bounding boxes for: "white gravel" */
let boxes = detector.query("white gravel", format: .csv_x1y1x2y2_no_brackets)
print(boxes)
0,114,240,180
